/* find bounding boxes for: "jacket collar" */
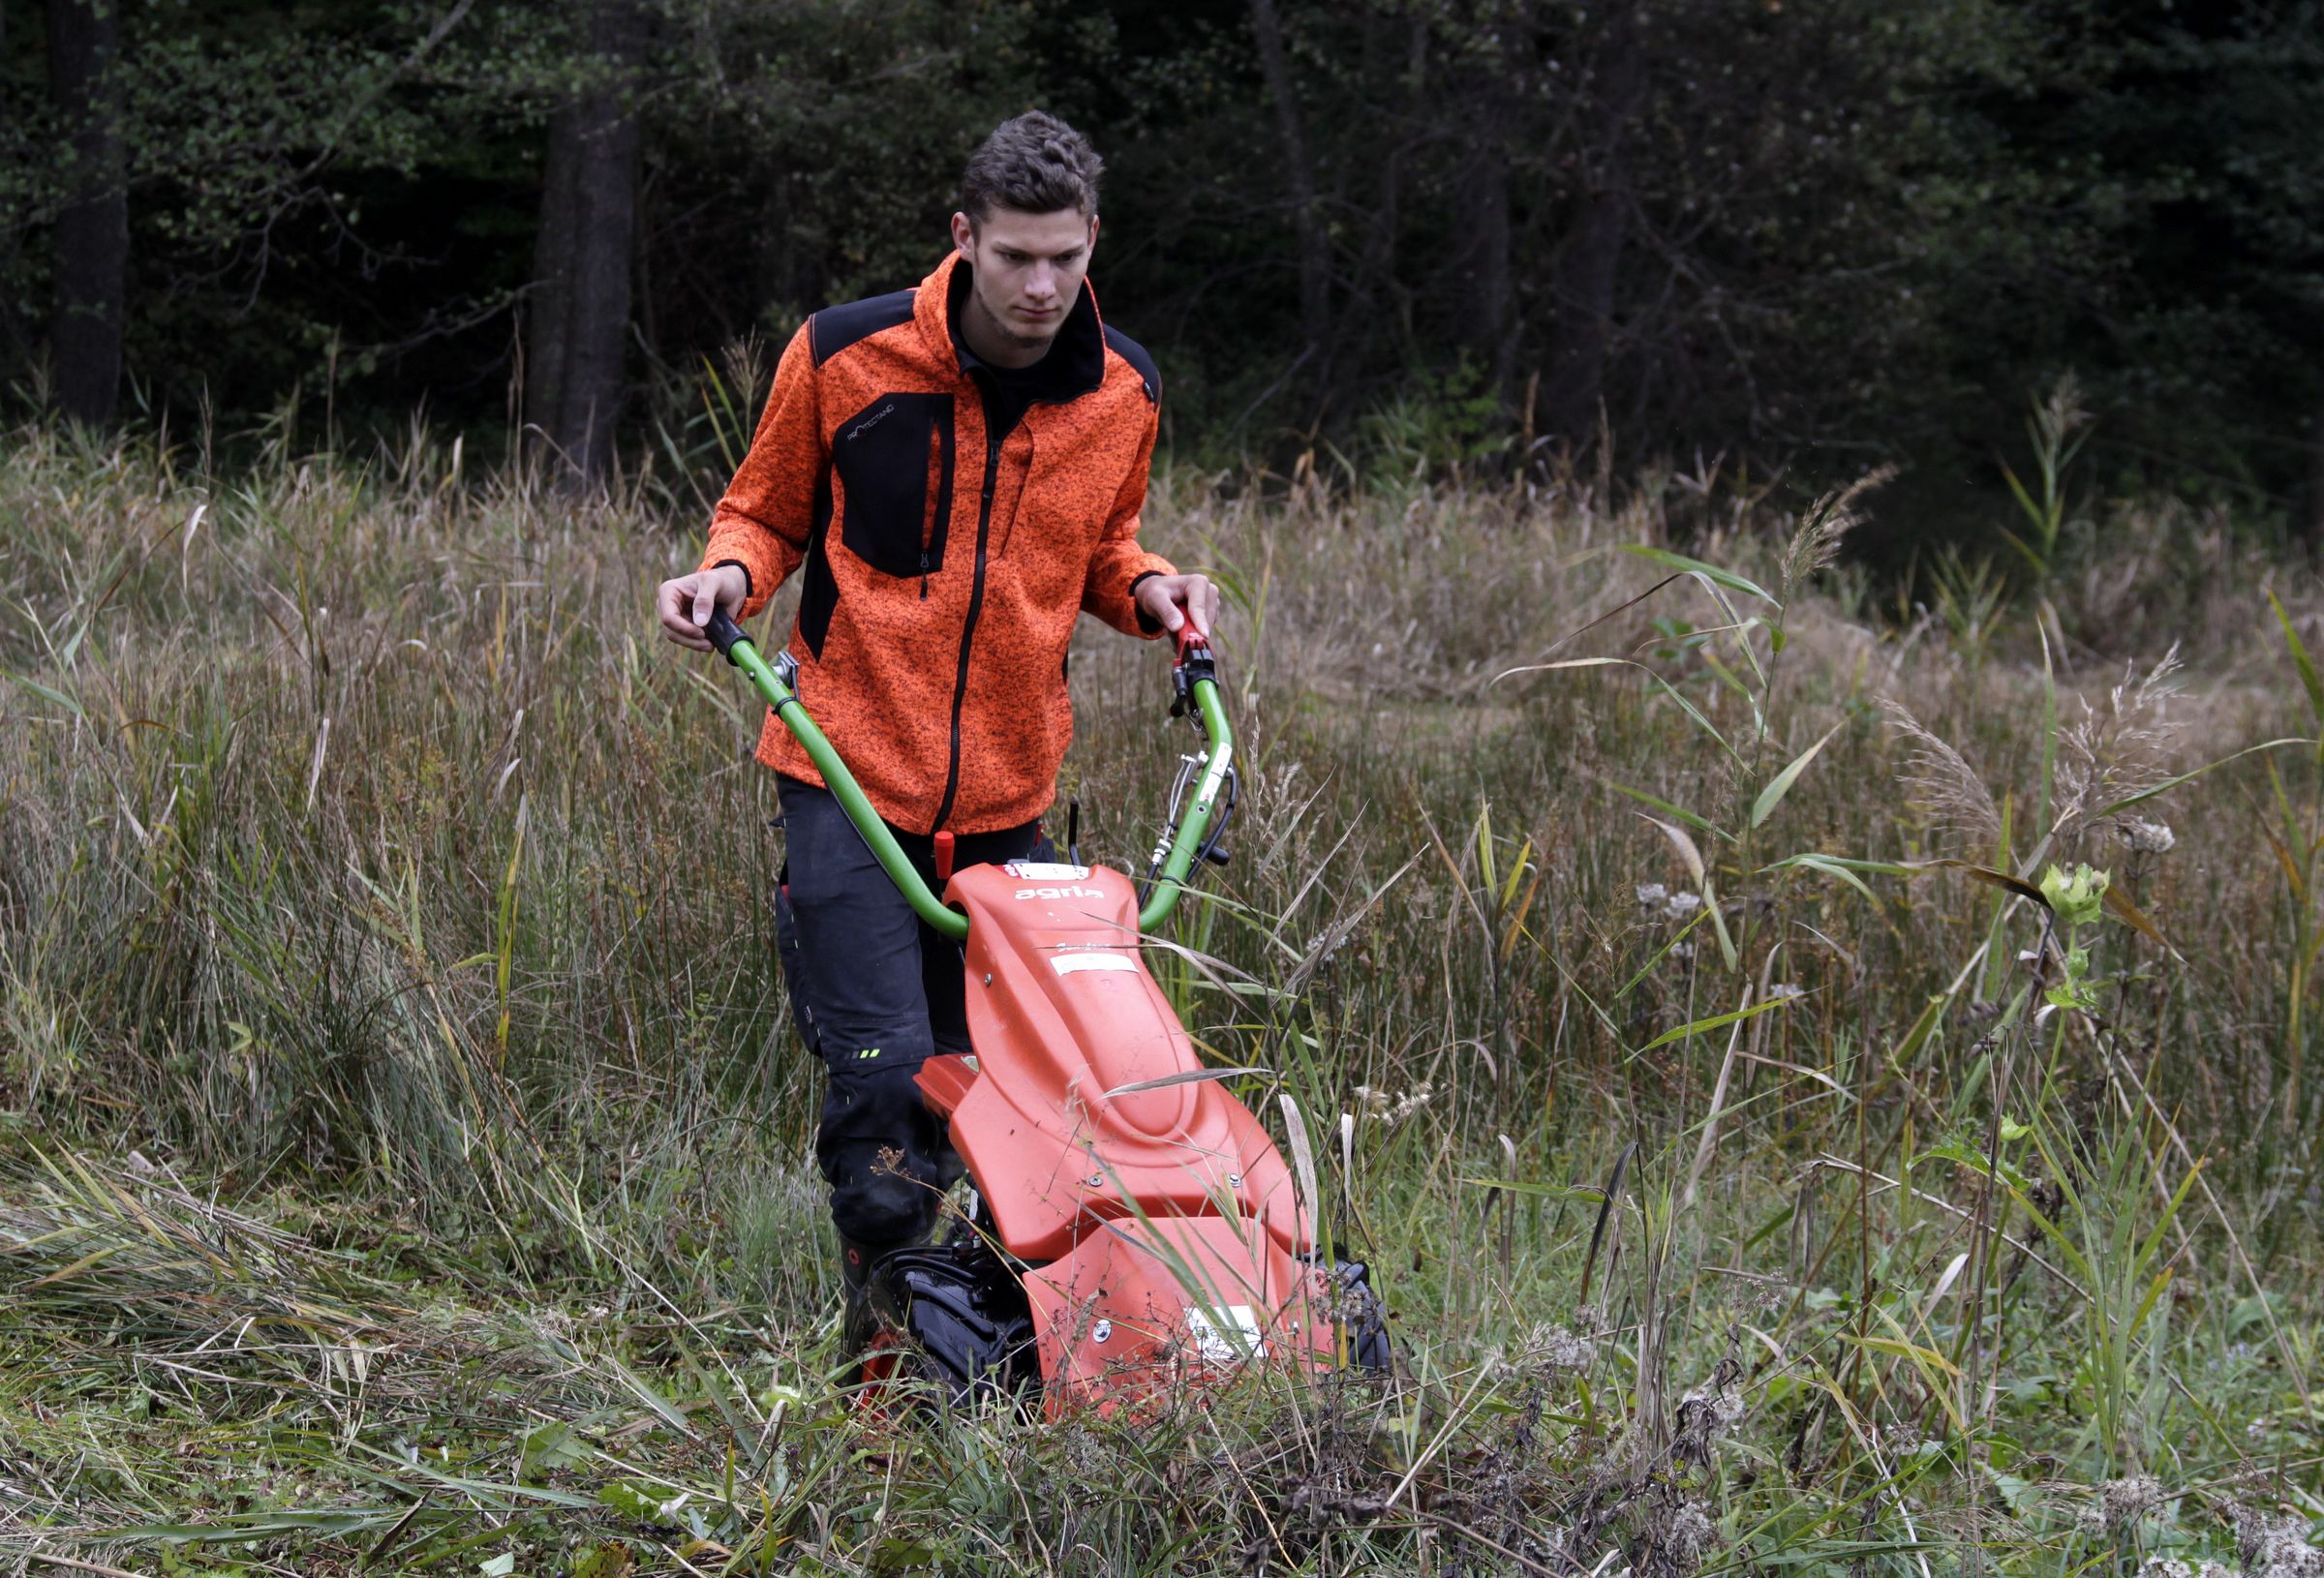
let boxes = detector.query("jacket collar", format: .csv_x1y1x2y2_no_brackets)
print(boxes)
916,249,1107,405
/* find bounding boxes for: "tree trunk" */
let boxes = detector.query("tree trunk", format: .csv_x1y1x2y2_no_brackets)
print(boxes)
1450,3,1529,413
1247,0,1331,367
1465,140,1515,403
46,0,127,427
1541,0,1646,446
524,0,647,486
2309,403,2324,553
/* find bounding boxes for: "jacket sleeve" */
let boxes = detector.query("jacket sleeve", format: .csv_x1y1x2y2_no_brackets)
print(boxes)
699,322,823,621
1080,396,1176,637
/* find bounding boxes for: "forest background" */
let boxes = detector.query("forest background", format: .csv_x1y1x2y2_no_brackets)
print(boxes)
9,0,2324,543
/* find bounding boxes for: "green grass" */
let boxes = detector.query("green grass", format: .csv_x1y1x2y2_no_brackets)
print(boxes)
2,418,2321,1575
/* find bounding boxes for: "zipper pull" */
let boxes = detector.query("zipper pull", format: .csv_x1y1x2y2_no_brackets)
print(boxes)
920,552,930,600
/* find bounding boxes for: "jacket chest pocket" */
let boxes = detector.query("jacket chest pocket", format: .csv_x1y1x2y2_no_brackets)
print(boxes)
833,393,955,579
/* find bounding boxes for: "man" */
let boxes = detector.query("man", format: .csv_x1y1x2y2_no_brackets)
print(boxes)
655,112,1217,1365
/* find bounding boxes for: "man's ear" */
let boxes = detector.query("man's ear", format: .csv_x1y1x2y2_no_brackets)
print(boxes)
1087,214,1100,255
950,211,975,258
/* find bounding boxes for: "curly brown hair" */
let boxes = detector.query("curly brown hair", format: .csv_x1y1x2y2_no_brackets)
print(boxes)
959,111,1103,225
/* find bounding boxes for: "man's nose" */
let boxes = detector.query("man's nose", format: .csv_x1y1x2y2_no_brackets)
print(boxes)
1026,262,1057,299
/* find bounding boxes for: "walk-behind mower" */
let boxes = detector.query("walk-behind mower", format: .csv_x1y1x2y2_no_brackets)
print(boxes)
701,608,1390,1415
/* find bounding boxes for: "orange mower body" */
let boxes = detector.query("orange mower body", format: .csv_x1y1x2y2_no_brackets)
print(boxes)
910,861,1349,1415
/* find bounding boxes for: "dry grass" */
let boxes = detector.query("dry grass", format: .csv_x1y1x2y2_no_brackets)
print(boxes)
1,418,2320,1573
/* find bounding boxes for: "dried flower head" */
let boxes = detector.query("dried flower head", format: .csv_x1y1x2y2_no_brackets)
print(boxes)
1352,1083,1433,1127
1672,1348,1746,1469
1879,1420,1923,1456
2236,1507,2324,1578
2056,649,2184,840
1654,1500,1719,1578
2094,1474,2165,1532
1518,1321,1599,1373
1883,701,2003,848
1781,465,1897,594
2118,818,2178,855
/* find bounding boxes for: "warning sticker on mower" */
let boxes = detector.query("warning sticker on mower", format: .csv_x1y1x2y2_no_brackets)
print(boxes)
1184,1304,1265,1364
1052,953,1136,976
1005,861,1090,881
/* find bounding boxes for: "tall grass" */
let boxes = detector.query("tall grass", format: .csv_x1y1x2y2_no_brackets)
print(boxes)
2,417,2320,1574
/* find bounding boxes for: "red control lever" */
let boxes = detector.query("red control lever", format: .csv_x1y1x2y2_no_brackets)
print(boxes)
933,830,956,884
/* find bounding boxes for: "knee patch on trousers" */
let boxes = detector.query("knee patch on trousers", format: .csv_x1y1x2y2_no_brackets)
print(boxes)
824,1141,941,1245
814,1060,954,1247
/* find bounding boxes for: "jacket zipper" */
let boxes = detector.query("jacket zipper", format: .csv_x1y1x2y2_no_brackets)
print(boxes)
930,426,1000,833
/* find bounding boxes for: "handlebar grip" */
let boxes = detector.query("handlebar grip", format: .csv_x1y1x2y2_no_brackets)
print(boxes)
705,606,749,665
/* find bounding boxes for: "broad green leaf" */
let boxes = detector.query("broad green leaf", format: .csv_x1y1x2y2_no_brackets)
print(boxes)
2103,883,2173,953
2271,590,2324,728
1762,851,1878,903
1751,721,1844,829
1911,1135,2037,1197
1705,876,1740,970
1842,1331,1964,1379
4,670,84,718
1511,655,1743,766
1602,778,1728,839
2091,737,2314,820
1618,544,1777,605
1636,992,1796,1053
1636,812,1705,887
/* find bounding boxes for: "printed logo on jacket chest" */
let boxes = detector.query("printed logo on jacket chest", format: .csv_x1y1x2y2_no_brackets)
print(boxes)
833,392,956,580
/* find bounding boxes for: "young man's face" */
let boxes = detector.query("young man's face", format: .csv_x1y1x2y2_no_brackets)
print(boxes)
950,204,1098,363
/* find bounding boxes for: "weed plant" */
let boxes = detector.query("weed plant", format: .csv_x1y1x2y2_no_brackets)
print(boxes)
2,418,2320,1575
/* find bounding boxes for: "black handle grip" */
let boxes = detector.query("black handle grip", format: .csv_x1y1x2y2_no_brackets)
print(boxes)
705,606,748,665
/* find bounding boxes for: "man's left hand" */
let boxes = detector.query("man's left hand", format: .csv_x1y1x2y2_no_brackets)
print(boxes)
1135,573,1220,641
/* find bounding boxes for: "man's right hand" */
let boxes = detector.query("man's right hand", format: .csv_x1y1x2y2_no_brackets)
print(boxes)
657,563,750,652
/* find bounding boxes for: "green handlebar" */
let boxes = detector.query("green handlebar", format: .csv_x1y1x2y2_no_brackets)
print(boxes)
706,608,967,941
703,607,1228,939
1138,681,1233,931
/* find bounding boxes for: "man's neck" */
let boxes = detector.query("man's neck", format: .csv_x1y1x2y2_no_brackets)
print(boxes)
958,285,1053,371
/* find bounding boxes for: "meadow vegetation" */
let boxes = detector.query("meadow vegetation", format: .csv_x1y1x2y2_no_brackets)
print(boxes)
3,413,2322,1576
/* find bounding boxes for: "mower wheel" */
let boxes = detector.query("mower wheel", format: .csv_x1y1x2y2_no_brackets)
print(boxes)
866,1241,1040,1408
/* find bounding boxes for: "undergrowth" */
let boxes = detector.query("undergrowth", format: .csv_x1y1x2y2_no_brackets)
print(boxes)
2,418,2321,1575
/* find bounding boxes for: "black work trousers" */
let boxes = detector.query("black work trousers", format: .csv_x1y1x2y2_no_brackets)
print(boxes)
773,774,1054,1250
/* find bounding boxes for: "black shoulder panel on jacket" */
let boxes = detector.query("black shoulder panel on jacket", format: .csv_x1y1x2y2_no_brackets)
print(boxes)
1104,325,1160,403
810,289,916,367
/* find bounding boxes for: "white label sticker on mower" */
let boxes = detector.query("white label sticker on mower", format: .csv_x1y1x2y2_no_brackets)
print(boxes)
1006,861,1089,881
1185,1304,1265,1363
1051,953,1136,976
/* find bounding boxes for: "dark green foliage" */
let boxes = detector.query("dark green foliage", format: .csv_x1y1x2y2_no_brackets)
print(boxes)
1,0,2318,513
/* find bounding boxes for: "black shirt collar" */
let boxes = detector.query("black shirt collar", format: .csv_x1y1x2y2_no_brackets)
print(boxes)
946,259,1106,404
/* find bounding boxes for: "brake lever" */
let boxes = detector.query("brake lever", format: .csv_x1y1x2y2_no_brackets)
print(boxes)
1169,625,1216,719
